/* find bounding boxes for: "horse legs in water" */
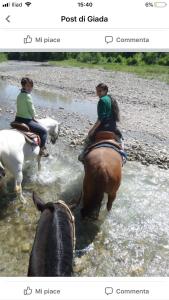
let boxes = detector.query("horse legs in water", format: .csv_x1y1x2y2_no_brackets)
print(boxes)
14,168,26,204
107,192,116,211
10,155,26,204
37,155,41,172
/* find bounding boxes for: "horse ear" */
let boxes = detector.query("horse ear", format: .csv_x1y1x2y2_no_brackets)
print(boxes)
32,192,45,212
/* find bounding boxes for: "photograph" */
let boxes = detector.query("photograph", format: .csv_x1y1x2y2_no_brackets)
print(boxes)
0,52,169,277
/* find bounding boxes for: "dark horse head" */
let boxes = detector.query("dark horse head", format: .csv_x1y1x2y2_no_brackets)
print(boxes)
28,192,75,277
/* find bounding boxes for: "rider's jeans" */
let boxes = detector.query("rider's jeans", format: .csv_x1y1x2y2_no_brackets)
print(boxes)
15,116,47,148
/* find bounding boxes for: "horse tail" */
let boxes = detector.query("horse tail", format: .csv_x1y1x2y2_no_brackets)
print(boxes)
82,168,105,218
81,186,104,219
92,187,104,210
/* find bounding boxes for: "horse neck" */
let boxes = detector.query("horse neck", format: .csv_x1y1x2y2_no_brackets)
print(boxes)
37,118,55,134
29,207,73,277
37,119,49,133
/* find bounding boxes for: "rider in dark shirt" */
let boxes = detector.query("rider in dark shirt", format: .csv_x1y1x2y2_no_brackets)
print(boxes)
88,83,122,140
78,83,123,162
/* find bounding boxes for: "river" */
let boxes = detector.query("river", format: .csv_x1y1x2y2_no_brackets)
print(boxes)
0,80,169,276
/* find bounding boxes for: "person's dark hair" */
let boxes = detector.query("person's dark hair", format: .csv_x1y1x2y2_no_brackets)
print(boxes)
96,83,108,93
21,77,33,87
109,95,120,122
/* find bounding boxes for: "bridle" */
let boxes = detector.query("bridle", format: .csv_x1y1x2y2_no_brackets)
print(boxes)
56,200,76,251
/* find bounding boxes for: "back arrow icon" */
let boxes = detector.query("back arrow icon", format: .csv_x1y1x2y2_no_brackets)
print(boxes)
6,15,10,22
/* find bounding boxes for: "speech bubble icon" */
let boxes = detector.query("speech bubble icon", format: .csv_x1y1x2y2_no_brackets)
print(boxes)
105,36,113,44
105,287,113,295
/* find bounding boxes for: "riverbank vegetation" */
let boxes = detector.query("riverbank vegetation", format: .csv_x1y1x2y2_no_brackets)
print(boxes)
1,52,169,83
0,53,7,62
49,59,169,83
6,52,169,66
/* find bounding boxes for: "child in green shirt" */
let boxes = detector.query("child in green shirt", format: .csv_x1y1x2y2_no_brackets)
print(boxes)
15,77,49,157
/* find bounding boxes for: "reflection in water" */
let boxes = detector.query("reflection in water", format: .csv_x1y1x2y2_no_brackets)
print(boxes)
0,80,97,119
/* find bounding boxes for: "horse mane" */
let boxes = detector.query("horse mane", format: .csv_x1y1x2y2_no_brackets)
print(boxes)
28,202,74,277
44,203,73,276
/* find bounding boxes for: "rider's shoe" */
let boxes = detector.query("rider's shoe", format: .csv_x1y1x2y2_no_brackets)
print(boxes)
39,147,49,157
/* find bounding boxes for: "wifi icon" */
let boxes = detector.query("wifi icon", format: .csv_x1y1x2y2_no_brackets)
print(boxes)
25,2,31,7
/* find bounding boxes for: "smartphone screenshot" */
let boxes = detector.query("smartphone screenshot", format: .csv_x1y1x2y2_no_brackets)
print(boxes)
0,0,169,299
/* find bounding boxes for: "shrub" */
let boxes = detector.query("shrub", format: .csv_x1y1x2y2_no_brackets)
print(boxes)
127,53,144,65
0,53,7,62
158,54,169,66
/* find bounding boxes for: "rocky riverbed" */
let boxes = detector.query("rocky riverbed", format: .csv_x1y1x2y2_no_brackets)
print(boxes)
0,60,169,169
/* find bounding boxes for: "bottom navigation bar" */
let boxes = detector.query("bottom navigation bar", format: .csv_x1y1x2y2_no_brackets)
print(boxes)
0,278,169,300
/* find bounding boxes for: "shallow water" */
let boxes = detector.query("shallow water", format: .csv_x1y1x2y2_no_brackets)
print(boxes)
0,159,169,277
0,82,169,277
0,80,97,119
0,154,83,276
75,163,169,277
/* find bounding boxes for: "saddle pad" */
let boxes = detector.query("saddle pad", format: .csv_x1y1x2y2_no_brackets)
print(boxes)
88,139,122,152
84,142,127,163
93,143,127,160
24,132,41,146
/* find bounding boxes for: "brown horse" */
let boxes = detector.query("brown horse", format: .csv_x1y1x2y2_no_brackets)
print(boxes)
28,193,75,277
81,131,123,219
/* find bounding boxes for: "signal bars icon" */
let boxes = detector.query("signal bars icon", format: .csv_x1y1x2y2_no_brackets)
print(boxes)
2,2,10,7
2,2,32,7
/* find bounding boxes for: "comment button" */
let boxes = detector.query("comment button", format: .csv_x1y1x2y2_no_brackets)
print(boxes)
105,287,114,295
105,36,113,44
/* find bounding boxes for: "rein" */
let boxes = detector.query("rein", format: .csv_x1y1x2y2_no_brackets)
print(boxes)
0,158,5,169
56,200,76,251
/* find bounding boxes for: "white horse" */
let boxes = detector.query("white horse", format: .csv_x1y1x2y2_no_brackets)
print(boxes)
0,117,60,203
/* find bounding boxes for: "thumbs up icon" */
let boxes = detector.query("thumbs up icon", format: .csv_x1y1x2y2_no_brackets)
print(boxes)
24,35,33,44
24,286,33,295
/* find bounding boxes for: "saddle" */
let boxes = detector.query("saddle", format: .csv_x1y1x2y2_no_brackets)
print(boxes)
95,131,119,143
10,121,30,132
84,131,127,162
89,131,122,151
10,121,41,146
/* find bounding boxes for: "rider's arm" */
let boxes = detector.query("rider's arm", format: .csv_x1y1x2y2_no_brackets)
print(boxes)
88,98,107,136
89,97,109,137
97,97,108,122
26,95,36,119
88,120,101,137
